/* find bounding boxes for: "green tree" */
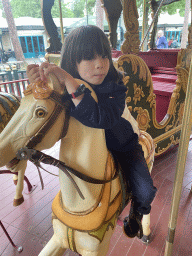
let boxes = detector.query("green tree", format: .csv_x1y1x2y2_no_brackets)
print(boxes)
136,0,185,16
72,0,96,18
0,0,74,18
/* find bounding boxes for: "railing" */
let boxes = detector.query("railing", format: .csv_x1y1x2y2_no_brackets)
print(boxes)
0,78,29,98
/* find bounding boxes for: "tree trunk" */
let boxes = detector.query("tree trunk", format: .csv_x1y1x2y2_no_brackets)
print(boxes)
96,0,104,31
180,0,190,49
2,0,25,61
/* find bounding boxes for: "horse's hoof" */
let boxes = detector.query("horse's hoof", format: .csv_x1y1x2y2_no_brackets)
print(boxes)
142,234,151,244
13,196,24,206
13,180,18,185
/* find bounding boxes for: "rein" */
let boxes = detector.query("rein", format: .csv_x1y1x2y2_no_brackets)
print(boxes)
7,90,119,200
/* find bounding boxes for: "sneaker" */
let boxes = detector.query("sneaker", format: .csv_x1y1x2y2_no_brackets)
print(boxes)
123,202,143,239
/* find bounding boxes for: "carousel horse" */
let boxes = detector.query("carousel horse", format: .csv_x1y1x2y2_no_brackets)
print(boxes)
0,92,25,205
0,73,154,255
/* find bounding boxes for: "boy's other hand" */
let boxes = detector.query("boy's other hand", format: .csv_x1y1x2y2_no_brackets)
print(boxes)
26,64,41,84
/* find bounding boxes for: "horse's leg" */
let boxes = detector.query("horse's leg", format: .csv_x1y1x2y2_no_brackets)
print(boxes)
12,162,27,206
38,219,67,256
142,213,151,243
38,235,66,256
13,174,18,185
13,169,25,206
75,224,115,256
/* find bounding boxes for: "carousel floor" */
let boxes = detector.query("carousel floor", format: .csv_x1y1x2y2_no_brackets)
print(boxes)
1,140,192,256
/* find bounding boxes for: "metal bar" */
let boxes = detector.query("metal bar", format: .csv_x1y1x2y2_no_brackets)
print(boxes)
6,71,14,94
141,0,146,52
0,220,23,252
0,78,29,86
16,81,21,97
164,57,192,255
0,220,17,247
0,79,29,97
140,0,165,49
58,0,64,44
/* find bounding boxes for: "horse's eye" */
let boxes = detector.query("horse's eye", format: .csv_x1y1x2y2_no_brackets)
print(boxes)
35,108,47,118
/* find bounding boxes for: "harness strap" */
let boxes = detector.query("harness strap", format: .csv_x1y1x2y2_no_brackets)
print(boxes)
28,149,119,185
26,104,63,149
8,91,69,168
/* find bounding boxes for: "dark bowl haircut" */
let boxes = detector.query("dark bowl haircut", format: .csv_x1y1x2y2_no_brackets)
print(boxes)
60,25,120,83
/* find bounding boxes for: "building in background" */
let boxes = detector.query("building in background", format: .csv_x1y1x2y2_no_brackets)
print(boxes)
0,17,80,59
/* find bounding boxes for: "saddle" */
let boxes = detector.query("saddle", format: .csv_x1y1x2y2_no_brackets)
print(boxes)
52,152,124,232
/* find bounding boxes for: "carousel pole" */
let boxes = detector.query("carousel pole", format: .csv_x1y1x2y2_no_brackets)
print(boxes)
164,56,192,255
141,0,146,52
58,0,64,44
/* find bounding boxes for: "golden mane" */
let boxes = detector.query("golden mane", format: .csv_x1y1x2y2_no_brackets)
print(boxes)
24,80,53,99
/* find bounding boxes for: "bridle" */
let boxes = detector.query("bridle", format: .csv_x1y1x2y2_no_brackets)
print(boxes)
6,89,119,199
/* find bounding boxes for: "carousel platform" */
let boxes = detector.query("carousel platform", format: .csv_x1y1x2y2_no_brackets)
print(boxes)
1,140,192,256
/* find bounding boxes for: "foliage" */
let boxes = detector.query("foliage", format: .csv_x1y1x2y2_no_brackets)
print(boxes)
71,0,96,18
161,0,186,16
0,0,74,18
136,0,186,17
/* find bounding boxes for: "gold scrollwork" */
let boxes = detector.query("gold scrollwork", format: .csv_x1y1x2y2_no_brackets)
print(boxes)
176,102,185,126
123,76,130,85
128,106,133,112
134,107,150,131
126,96,131,105
156,135,180,156
133,83,145,105
121,0,140,54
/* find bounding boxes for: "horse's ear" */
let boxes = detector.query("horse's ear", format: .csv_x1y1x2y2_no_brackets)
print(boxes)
48,73,65,95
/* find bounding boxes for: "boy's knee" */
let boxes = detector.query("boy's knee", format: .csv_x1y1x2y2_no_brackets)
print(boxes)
143,186,157,205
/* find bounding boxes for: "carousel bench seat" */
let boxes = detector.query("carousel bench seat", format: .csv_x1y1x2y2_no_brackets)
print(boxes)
112,49,179,122
151,67,177,122
116,48,190,156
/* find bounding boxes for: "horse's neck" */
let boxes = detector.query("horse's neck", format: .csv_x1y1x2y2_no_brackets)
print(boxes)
59,116,109,213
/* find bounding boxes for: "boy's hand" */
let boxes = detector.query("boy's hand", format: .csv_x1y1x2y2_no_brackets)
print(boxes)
39,62,68,86
26,64,41,84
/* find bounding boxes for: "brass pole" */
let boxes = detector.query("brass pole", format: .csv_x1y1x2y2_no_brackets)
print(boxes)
141,0,146,52
59,0,64,44
164,57,192,256
140,0,164,50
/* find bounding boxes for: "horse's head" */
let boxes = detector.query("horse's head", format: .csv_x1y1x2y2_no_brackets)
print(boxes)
0,73,66,171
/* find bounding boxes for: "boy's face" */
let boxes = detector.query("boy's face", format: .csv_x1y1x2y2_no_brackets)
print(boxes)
77,55,110,85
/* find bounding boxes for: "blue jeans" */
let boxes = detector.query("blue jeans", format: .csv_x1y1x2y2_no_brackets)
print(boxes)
110,143,157,215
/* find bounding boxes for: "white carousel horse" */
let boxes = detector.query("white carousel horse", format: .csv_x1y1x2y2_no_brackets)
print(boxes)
0,92,27,206
0,74,154,255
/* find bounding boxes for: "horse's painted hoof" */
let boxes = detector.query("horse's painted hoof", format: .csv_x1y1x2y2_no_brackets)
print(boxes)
13,180,18,185
13,196,24,206
142,234,151,244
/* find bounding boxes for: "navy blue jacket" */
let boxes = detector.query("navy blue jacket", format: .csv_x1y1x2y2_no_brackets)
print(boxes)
156,36,168,49
70,80,139,152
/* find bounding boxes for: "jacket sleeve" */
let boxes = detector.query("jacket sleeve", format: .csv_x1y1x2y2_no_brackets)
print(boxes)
70,80,127,129
163,37,168,48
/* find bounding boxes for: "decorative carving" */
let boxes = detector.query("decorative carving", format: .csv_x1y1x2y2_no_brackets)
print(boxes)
134,107,151,131
122,75,130,85
41,0,62,53
121,0,140,54
117,50,189,155
100,0,122,49
155,135,180,156
133,83,145,104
